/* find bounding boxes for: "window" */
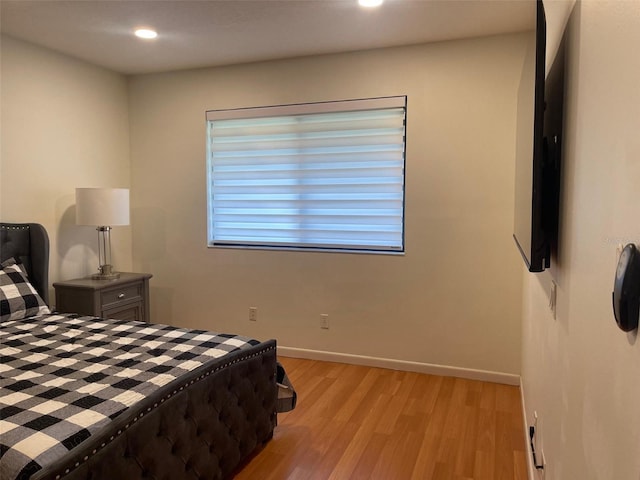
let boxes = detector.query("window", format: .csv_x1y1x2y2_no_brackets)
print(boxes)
206,96,406,253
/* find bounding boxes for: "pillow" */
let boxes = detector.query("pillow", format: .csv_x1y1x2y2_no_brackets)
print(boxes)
0,257,50,321
1,256,20,268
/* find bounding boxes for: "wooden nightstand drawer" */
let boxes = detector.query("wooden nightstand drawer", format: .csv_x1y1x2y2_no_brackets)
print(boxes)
53,272,152,323
103,301,144,323
102,284,142,307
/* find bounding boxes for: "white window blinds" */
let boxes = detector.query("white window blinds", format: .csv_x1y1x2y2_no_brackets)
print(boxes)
206,96,406,252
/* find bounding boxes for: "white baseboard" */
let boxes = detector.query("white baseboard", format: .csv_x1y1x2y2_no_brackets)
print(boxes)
520,378,536,480
277,346,520,386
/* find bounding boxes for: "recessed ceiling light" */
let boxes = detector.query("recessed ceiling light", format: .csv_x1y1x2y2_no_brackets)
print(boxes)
134,28,158,39
358,0,383,7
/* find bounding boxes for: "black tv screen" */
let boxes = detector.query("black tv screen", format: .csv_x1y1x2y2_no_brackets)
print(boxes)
513,0,565,273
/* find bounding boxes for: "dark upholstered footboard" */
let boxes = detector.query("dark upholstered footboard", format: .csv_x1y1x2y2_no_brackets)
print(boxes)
32,340,277,480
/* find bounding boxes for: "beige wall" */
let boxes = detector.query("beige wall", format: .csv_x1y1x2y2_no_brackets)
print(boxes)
0,36,132,295
4,4,640,474
129,34,527,375
521,1,640,478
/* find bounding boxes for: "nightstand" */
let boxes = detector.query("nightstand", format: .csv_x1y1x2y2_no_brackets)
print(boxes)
53,272,152,323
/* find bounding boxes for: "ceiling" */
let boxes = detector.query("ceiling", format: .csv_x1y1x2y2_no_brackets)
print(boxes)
0,0,535,75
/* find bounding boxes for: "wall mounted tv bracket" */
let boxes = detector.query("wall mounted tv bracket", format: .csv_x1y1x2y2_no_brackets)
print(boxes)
613,243,640,332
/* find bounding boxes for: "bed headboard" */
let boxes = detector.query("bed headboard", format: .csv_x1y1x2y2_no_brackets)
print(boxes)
0,223,50,305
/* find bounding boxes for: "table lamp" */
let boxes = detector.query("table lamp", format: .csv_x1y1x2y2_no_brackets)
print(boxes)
76,187,129,280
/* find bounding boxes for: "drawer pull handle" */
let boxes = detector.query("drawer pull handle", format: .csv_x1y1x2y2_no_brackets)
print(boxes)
118,293,125,299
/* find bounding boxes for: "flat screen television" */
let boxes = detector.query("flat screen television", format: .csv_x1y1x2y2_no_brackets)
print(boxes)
513,0,565,272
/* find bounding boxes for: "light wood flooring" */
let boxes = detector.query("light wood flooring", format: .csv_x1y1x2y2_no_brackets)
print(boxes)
235,357,528,480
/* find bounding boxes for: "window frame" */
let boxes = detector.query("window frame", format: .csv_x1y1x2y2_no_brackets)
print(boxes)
205,96,407,254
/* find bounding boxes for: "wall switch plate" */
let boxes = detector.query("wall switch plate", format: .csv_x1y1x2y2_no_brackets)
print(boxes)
320,314,329,329
249,307,257,321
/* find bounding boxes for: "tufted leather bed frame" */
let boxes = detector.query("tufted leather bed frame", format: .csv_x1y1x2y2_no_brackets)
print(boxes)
35,343,277,480
1,223,50,304
1,223,278,480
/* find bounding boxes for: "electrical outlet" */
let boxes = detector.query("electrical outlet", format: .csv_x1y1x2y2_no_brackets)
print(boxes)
249,307,257,322
320,314,329,329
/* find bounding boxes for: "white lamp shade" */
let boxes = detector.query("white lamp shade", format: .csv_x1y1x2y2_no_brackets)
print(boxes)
76,188,130,226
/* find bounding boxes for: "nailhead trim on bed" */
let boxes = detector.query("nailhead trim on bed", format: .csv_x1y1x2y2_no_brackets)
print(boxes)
37,342,278,480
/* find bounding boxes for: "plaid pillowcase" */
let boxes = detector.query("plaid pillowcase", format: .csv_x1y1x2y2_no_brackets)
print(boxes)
1,256,20,268
0,257,50,321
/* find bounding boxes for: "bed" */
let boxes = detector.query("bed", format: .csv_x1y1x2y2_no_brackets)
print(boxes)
1,222,283,480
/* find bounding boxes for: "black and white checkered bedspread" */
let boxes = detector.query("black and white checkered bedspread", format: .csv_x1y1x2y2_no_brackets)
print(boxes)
0,314,260,480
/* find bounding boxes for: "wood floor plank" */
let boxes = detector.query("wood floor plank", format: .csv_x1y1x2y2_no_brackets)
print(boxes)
473,450,494,480
370,429,423,480
235,357,527,480
350,432,388,480
333,368,382,424
513,450,529,480
479,381,497,410
411,378,454,479
307,420,361,479
374,372,417,435
454,406,480,478
493,411,516,480
327,394,394,479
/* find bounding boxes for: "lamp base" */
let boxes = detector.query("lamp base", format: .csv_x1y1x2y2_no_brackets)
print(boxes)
91,272,121,280
92,264,120,280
